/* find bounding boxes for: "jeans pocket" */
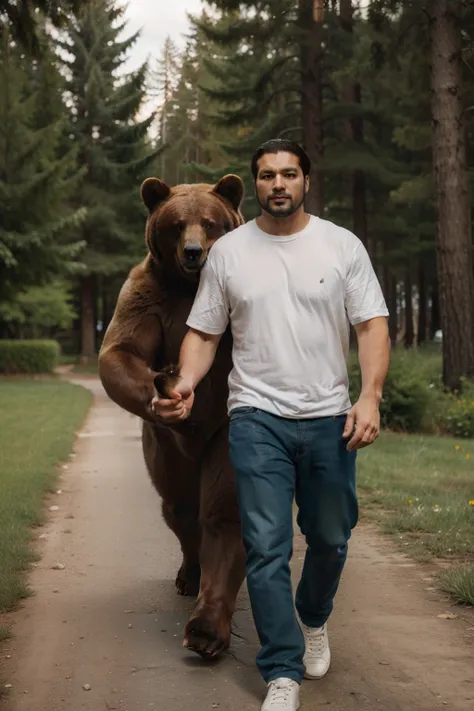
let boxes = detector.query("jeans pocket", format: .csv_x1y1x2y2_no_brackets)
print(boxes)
229,406,258,422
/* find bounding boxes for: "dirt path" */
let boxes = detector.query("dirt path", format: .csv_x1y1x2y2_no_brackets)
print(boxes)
2,378,473,711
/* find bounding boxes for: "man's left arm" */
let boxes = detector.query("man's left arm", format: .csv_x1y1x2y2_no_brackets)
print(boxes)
343,240,391,451
343,317,390,451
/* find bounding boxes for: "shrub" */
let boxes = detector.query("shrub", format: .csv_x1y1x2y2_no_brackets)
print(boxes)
0,340,60,374
347,352,432,432
346,347,474,435
439,381,474,439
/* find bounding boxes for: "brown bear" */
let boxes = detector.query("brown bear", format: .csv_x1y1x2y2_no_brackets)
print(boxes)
98,174,246,659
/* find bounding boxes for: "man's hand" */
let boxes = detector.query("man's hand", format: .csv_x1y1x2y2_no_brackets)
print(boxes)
149,328,221,424
151,379,195,423
343,393,381,451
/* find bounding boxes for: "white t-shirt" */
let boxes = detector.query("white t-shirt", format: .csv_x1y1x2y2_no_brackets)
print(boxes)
186,215,389,419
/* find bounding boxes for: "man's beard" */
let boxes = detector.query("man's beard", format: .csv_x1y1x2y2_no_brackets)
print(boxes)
257,190,306,218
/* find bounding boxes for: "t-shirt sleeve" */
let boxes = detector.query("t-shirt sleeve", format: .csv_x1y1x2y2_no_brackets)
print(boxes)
186,254,229,335
344,242,389,326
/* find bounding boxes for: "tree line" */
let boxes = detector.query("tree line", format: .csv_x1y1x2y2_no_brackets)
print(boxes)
1,0,474,392
0,0,160,357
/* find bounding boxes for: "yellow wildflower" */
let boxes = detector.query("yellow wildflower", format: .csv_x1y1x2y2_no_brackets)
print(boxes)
408,499,413,505
467,454,471,460
469,500,474,506
455,445,461,451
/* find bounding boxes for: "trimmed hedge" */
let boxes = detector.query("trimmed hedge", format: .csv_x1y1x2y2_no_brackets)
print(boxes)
0,340,60,374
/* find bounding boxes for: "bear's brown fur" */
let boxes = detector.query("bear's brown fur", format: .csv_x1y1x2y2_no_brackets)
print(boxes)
98,175,246,658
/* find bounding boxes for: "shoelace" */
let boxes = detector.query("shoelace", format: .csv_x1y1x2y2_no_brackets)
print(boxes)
304,627,326,657
269,681,294,705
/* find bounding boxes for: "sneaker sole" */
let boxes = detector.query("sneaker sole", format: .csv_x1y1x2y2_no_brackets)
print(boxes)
303,657,331,680
303,669,329,680
262,696,301,710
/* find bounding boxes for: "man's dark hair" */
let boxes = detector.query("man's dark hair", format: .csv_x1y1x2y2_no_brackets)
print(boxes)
250,139,311,180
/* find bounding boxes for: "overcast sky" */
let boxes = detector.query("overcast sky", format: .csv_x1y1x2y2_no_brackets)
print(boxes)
121,0,205,73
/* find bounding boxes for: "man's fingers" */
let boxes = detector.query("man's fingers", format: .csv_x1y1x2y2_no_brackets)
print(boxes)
343,411,355,438
150,395,193,422
346,421,369,451
348,424,378,451
363,426,379,444
151,398,183,417
152,395,181,408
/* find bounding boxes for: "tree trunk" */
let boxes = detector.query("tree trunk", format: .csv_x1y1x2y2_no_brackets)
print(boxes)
384,266,398,346
80,275,96,363
339,0,368,248
404,272,414,348
430,0,474,390
300,0,324,216
102,287,112,334
417,262,427,346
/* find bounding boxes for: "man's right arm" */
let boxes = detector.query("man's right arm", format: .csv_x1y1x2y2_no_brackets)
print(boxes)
179,328,223,390
152,252,229,421
151,328,222,421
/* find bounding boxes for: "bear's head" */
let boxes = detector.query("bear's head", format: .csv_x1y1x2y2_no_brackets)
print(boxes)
140,175,244,281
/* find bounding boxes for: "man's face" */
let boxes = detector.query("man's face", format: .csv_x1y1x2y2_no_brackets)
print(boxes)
254,151,309,218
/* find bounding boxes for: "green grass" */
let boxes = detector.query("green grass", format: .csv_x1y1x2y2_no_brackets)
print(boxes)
58,354,99,375
439,566,474,606
0,379,92,612
357,432,474,604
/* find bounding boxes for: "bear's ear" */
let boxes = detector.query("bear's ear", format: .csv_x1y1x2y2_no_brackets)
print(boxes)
140,178,171,213
212,174,244,212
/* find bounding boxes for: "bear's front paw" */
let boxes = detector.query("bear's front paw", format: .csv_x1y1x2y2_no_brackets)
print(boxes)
176,560,201,597
154,364,182,398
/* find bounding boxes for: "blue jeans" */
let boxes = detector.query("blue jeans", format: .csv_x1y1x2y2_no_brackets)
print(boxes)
228,407,358,684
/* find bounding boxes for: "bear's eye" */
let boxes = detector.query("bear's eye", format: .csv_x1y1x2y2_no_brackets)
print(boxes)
203,219,215,230
170,220,184,237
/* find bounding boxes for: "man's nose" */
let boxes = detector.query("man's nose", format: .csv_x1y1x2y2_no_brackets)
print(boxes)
273,175,285,190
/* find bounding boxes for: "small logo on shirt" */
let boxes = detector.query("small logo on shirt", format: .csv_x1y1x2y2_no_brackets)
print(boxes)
320,278,324,284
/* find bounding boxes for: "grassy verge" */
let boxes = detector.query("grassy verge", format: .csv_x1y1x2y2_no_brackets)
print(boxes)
0,379,92,620
59,354,99,375
357,432,474,605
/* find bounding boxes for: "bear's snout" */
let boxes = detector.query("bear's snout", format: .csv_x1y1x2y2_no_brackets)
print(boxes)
182,243,204,270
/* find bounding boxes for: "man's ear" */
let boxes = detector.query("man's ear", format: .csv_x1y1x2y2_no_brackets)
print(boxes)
141,178,171,213
213,174,244,212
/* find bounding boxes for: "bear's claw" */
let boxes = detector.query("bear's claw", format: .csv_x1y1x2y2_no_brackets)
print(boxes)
154,364,182,398
183,613,230,659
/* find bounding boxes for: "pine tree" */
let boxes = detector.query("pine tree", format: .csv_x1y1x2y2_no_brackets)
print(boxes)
368,0,474,388
0,1,87,54
148,16,234,189
61,0,161,359
0,32,85,327
192,3,299,217
429,0,474,388
149,36,180,178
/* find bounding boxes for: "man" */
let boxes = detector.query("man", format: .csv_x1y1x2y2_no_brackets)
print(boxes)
152,138,390,711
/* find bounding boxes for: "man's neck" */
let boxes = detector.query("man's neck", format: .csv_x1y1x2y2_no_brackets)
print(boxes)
256,208,311,236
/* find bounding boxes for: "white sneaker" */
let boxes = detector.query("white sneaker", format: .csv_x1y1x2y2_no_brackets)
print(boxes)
261,678,300,711
300,622,331,679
